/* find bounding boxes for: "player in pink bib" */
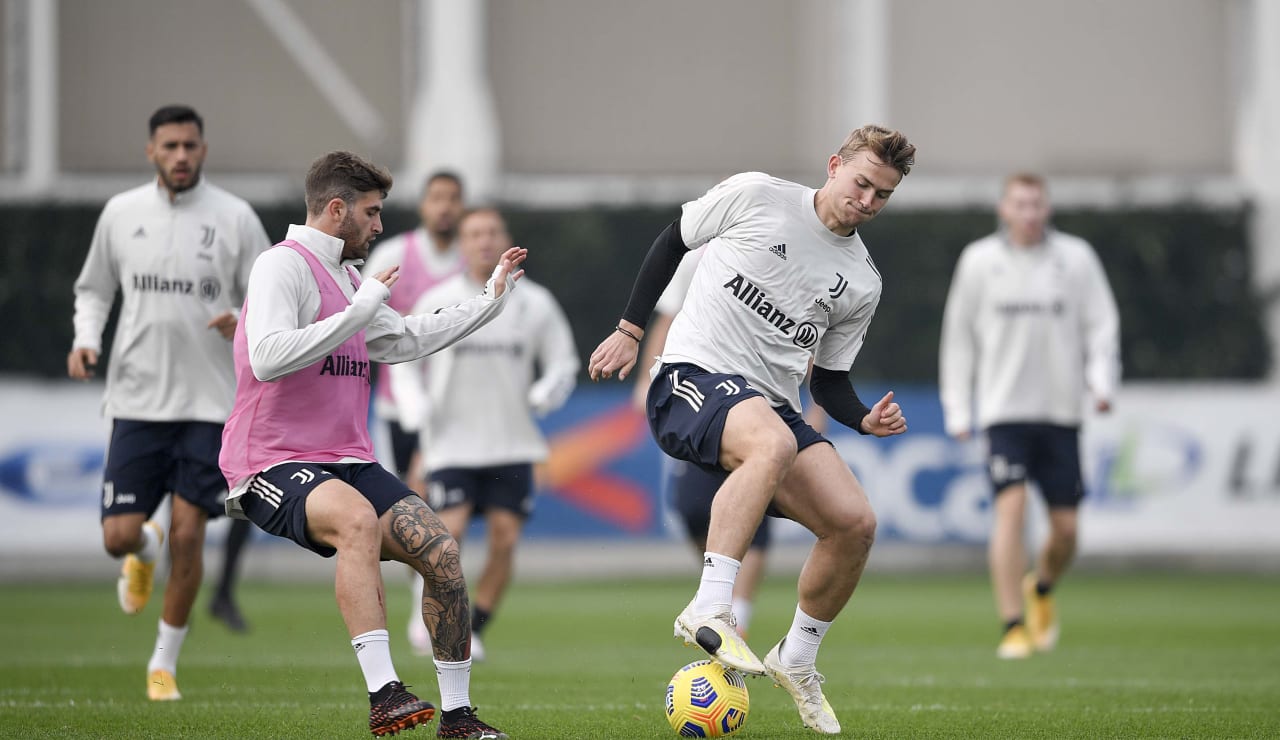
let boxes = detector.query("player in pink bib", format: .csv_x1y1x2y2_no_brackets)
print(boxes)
220,151,522,739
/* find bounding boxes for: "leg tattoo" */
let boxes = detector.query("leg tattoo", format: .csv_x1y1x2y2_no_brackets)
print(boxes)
388,498,471,661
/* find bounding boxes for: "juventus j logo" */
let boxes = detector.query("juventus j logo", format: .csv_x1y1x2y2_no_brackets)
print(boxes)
828,273,849,300
200,225,216,247
716,380,741,396
291,468,316,485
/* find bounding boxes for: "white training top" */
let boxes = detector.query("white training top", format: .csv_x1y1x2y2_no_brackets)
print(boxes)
392,274,579,470
654,247,705,316
72,179,270,423
224,224,514,504
938,229,1121,435
361,227,462,420
661,172,881,411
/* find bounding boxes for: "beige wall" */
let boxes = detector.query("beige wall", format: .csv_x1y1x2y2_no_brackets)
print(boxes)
16,0,1237,184
57,0,405,176
889,0,1232,176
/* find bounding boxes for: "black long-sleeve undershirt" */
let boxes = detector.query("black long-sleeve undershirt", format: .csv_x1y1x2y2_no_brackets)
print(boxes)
620,217,688,328
810,365,873,434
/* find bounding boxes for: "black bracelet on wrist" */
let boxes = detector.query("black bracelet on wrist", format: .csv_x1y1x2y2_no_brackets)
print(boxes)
615,325,641,343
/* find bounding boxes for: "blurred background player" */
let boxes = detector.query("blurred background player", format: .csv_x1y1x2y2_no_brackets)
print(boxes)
361,171,466,654
939,172,1121,659
220,151,520,738
394,207,579,661
589,125,913,734
208,517,252,632
67,104,270,699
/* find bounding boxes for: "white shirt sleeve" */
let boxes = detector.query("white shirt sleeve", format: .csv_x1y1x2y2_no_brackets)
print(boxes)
365,268,514,364
231,207,271,315
1079,245,1122,403
244,248,390,382
938,248,982,436
679,173,768,249
527,290,580,416
72,202,122,352
655,249,703,316
814,300,877,372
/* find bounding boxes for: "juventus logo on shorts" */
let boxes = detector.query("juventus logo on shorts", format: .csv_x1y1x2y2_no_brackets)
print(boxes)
291,468,316,484
670,370,706,412
716,379,741,396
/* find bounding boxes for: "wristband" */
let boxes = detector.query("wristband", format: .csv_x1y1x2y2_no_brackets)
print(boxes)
615,325,641,343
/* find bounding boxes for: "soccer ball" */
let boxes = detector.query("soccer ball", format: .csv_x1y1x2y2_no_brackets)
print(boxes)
664,660,750,737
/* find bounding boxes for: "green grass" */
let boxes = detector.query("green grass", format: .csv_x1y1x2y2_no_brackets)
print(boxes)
2,572,1278,738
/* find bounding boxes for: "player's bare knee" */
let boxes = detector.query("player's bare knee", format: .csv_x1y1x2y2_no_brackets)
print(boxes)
103,531,139,559
167,523,202,558
748,428,797,475
826,507,877,550
335,508,381,551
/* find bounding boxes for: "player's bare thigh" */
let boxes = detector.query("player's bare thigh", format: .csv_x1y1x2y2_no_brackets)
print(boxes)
771,442,874,539
302,478,380,549
717,396,797,473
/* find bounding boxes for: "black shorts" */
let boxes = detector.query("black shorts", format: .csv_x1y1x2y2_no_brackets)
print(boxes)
239,462,412,557
387,420,419,479
427,463,535,519
101,419,226,520
986,423,1084,508
647,362,828,473
667,458,771,549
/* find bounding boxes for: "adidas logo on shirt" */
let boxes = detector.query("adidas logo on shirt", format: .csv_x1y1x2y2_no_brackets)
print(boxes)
769,243,787,260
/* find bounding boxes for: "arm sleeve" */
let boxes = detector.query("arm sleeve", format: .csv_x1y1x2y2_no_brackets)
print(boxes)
71,206,120,352
938,249,981,436
245,249,389,381
365,269,515,364
1079,246,1122,401
809,365,872,434
619,218,690,328
527,291,580,416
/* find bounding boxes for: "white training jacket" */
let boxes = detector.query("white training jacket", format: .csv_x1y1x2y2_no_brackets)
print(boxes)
243,224,513,381
938,229,1121,436
391,273,579,470
72,179,270,423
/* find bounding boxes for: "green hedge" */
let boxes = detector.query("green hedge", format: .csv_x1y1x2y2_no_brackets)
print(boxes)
2,201,1267,382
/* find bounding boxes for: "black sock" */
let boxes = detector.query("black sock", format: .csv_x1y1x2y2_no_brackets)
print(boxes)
216,518,252,600
1035,580,1053,597
472,606,492,635
1003,618,1024,634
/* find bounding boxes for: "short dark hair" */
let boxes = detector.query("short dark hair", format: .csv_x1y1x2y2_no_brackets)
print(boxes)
304,151,393,216
422,170,464,197
149,105,204,137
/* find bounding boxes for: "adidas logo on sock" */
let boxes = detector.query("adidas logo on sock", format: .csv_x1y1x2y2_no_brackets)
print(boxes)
801,626,820,636
769,243,787,260
704,557,714,567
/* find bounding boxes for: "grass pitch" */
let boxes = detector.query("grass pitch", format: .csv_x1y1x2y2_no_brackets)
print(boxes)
2,571,1278,738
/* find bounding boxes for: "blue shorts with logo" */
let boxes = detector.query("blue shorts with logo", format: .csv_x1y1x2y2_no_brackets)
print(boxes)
666,457,771,548
646,362,828,473
427,463,535,520
986,423,1084,508
101,419,227,520
239,462,412,557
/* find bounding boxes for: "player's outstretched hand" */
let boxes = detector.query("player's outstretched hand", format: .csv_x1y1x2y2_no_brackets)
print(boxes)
489,247,528,298
373,265,401,291
207,311,238,340
861,390,907,437
589,323,641,382
67,347,98,380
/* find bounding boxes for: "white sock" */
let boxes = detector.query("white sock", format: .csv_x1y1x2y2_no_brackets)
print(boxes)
352,629,398,693
731,597,754,634
778,605,833,668
136,523,161,564
692,552,739,616
146,619,188,674
410,571,425,623
434,658,473,711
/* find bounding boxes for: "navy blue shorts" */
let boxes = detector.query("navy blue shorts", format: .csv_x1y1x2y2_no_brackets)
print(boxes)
101,419,226,520
647,363,828,473
986,423,1084,508
239,462,412,557
667,458,771,549
386,420,419,479
427,463,535,519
